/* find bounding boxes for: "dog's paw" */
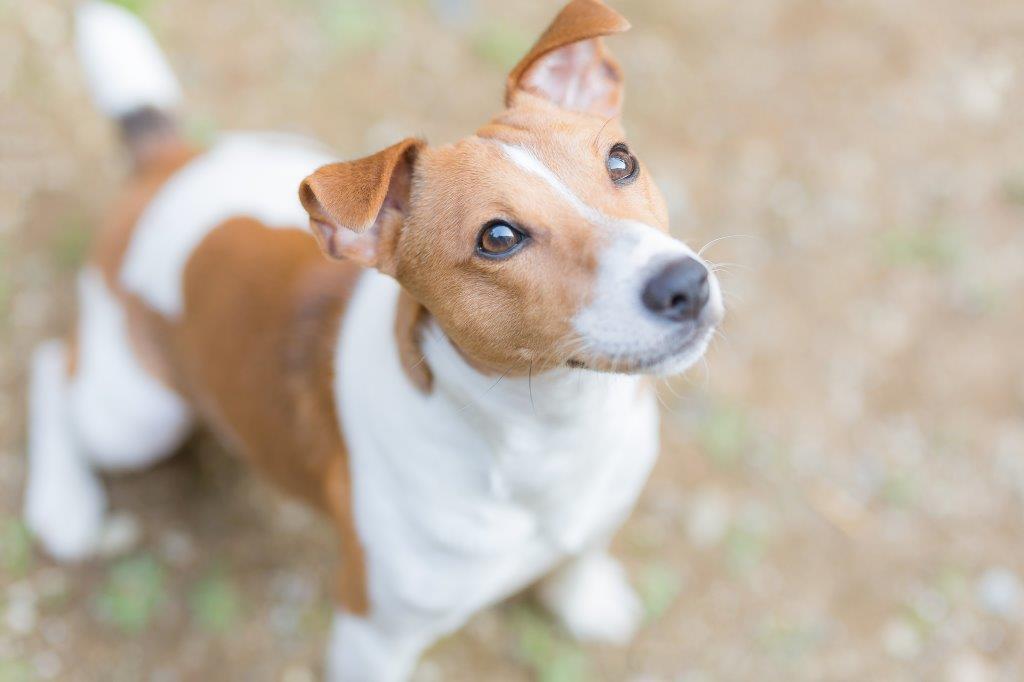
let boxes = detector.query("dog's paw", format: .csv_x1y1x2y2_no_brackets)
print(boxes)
24,464,106,562
539,553,643,644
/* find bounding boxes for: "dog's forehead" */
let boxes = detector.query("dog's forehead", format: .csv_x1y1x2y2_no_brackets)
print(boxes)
410,99,667,238
462,106,665,230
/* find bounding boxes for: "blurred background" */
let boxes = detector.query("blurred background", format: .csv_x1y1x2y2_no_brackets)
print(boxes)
2,0,1024,679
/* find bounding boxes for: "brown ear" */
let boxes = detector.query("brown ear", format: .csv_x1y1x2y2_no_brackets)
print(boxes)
506,0,630,117
299,138,424,275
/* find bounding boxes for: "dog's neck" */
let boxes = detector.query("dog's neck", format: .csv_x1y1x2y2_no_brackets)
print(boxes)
419,317,639,425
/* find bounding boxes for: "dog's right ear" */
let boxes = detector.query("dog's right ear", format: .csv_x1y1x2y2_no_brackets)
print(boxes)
299,138,423,276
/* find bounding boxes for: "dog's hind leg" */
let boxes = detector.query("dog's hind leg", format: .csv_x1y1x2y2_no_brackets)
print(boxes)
23,340,107,561
67,269,192,473
24,268,193,561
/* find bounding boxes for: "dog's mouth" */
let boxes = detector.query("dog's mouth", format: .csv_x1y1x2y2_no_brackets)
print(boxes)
566,323,716,376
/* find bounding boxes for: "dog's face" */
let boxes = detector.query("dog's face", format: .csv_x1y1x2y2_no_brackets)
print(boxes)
301,0,723,379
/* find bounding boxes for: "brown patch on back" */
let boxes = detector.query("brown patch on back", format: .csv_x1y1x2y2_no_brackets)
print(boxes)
177,218,367,613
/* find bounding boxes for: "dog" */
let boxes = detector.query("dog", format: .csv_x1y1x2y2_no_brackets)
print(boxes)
23,0,724,678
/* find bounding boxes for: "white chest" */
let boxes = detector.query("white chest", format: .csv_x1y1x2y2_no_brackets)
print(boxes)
335,272,660,623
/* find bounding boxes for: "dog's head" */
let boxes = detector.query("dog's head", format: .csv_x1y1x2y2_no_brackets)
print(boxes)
300,0,723,384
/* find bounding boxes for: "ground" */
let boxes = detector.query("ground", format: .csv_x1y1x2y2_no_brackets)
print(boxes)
1,0,1023,680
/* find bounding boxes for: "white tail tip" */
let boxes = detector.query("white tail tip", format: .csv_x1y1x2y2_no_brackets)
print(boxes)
74,1,181,118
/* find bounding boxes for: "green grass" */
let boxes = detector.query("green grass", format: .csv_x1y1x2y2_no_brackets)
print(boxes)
879,226,963,270
108,0,151,17
1002,172,1024,206
755,615,821,661
0,237,10,326
183,113,219,147
0,517,32,577
0,659,31,682
725,520,769,575
94,555,167,633
323,0,395,51
880,471,917,508
510,605,590,682
51,215,93,271
697,402,750,467
638,562,682,622
471,23,532,70
189,566,242,633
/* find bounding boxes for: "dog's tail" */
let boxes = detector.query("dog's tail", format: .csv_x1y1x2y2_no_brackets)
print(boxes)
75,1,182,165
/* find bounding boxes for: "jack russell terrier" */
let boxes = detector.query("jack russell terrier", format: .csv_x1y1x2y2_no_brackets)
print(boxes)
24,0,724,679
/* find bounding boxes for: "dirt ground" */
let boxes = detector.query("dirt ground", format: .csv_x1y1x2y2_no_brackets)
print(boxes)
2,0,1024,680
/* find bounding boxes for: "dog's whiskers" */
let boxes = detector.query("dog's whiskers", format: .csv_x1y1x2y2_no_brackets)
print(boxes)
697,233,756,258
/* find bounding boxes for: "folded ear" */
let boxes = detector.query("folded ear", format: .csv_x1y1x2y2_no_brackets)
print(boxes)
506,0,630,118
299,138,424,275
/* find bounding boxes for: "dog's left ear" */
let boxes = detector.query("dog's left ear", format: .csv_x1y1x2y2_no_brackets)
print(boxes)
299,138,424,276
506,0,630,118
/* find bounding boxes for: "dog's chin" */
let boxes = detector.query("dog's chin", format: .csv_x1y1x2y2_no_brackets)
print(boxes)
568,325,716,377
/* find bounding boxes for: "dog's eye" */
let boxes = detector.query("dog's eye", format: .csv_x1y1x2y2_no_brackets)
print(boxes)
477,221,527,258
607,144,639,185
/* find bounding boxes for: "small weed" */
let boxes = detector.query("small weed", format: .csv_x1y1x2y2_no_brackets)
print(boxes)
698,403,750,467
879,226,962,270
638,562,682,622
94,555,167,634
190,566,242,633
0,517,32,577
472,23,532,70
510,605,590,682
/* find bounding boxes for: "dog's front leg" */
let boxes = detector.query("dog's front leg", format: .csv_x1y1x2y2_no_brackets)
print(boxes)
538,548,644,645
325,612,438,682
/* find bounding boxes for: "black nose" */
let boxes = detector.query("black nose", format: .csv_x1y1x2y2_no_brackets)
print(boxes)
642,257,710,321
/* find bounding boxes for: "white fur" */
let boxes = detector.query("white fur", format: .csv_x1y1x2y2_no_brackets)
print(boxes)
326,271,660,680
120,133,335,317
494,141,724,373
75,1,181,117
538,550,643,643
70,268,192,469
23,341,106,561
24,269,194,561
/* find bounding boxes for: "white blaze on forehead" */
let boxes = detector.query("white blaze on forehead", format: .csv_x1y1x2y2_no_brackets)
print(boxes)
493,142,605,225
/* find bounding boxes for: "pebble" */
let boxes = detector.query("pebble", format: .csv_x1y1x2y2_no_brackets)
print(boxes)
98,511,142,558
975,567,1022,619
41,620,69,647
158,529,196,567
687,489,731,548
946,651,995,682
881,618,921,661
32,651,61,680
4,598,37,635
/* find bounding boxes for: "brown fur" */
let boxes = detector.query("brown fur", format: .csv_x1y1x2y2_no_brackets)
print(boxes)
175,218,367,612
